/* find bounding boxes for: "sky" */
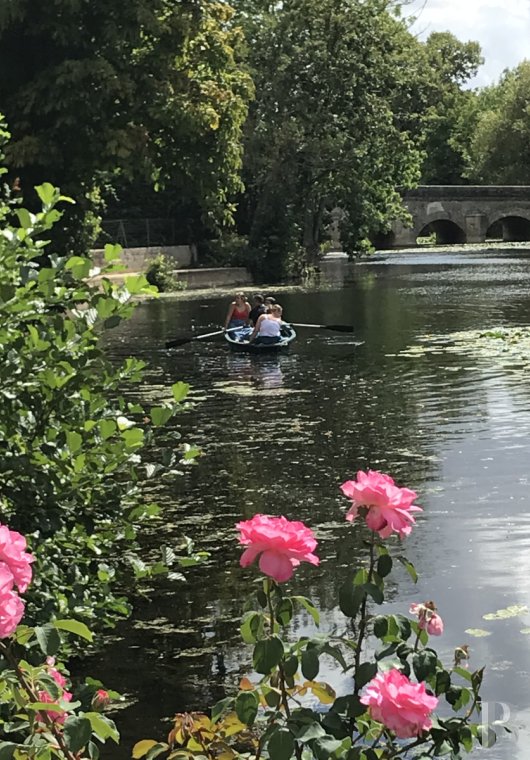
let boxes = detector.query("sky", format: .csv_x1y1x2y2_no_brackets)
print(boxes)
407,0,530,88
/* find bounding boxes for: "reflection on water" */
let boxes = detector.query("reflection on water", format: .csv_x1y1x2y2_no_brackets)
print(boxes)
89,250,530,759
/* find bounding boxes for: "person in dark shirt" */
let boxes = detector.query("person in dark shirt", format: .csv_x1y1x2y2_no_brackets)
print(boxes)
249,293,266,326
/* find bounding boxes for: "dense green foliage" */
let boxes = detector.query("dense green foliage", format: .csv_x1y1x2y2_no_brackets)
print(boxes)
0,121,201,630
145,253,185,292
233,0,425,278
0,0,252,250
466,61,530,184
419,33,483,184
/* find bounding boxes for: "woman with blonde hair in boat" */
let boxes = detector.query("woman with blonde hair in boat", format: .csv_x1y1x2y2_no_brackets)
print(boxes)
249,303,284,345
224,292,251,331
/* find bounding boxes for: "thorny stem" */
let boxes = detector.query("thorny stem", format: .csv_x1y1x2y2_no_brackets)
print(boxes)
264,580,302,760
0,641,78,760
353,531,377,694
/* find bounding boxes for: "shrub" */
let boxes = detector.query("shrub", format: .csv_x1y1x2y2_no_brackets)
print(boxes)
145,253,184,292
0,119,201,632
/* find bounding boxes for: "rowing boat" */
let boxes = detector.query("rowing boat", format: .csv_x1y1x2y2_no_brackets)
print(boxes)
224,325,297,353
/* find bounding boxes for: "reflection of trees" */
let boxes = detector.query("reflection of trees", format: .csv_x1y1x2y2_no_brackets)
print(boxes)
94,278,506,757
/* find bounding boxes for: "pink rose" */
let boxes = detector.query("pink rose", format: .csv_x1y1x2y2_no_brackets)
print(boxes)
236,515,319,583
0,588,25,638
92,689,111,710
36,689,73,725
340,470,422,539
46,658,68,690
410,602,444,636
0,524,34,592
361,669,438,738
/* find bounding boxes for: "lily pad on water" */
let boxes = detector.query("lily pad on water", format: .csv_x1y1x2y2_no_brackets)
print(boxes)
483,605,528,621
465,628,491,638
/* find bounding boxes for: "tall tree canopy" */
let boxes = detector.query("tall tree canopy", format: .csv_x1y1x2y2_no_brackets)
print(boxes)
231,0,426,278
0,0,252,247
419,32,483,184
466,61,530,184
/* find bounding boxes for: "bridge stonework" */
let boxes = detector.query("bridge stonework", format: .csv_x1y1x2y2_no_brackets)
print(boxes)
387,186,530,247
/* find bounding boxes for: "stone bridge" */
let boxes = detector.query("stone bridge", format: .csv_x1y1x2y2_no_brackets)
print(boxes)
378,186,530,247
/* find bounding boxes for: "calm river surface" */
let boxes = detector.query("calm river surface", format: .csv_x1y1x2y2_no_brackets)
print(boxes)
92,249,530,759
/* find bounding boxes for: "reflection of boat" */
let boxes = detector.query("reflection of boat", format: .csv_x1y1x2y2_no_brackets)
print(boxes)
225,325,297,353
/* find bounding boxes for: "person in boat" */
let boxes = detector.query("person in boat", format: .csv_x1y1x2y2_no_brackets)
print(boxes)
264,296,276,313
224,292,251,330
249,293,266,326
249,303,284,345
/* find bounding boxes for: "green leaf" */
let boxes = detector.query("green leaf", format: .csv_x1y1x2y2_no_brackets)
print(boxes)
172,382,190,403
363,582,384,604
104,244,122,263
54,618,93,642
240,611,264,644
0,743,17,760
412,648,438,681
64,716,92,753
35,182,56,207
35,623,61,655
275,597,293,627
99,419,116,440
267,729,295,760
235,690,259,725
339,581,365,618
377,553,393,578
477,725,497,748
354,662,377,690
283,654,298,678
253,636,284,674
86,713,119,743
132,740,158,759
373,615,388,639
211,697,233,724
150,406,174,427
66,431,82,454
292,595,320,626
121,427,144,449
397,555,418,583
295,721,326,743
301,648,320,680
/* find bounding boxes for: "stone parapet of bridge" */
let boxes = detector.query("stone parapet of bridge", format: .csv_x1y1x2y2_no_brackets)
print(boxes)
384,185,530,247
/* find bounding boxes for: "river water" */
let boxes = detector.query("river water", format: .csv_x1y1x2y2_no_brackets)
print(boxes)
93,249,530,759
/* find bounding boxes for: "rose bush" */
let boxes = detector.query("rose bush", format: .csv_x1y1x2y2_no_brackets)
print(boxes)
136,471,496,759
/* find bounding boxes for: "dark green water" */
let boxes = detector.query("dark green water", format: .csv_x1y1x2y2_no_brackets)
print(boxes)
92,250,530,758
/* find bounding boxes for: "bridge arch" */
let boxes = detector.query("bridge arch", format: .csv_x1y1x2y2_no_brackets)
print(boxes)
416,217,466,245
486,211,530,242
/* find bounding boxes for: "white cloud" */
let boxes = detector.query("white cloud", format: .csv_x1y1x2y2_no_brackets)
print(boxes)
406,0,530,87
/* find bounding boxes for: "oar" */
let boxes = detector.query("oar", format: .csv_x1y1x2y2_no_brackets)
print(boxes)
165,326,241,349
289,322,354,333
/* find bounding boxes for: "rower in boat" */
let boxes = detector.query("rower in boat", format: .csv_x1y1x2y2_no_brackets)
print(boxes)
224,292,250,331
249,304,284,346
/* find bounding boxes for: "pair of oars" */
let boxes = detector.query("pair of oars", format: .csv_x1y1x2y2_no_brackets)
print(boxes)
165,322,354,349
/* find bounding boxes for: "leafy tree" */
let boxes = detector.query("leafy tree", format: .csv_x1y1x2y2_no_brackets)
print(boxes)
231,0,425,278
0,1,252,250
0,119,202,630
419,32,483,184
466,61,530,184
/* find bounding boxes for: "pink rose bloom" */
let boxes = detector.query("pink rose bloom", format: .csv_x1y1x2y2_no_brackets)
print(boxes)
236,515,319,582
410,602,444,636
340,470,422,539
0,588,25,638
36,689,73,725
361,669,438,739
0,524,34,592
46,658,68,690
92,689,111,710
